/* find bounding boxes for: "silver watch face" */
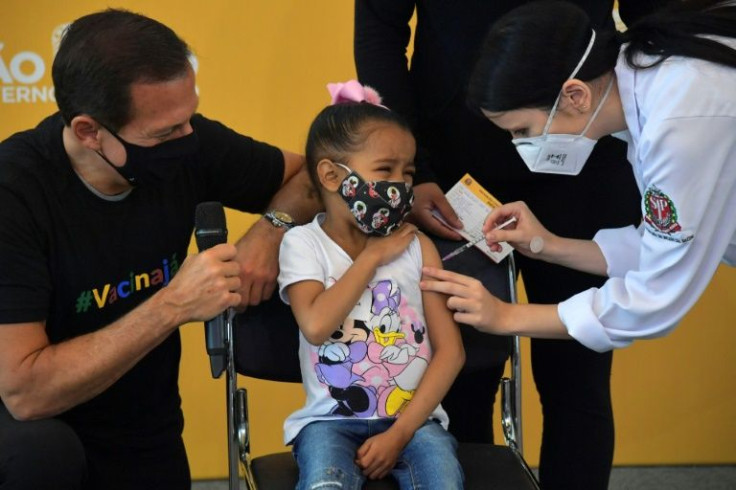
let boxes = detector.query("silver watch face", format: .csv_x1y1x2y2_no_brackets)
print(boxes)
268,211,294,227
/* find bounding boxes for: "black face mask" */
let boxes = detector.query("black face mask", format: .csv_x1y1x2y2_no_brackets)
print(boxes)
96,125,199,186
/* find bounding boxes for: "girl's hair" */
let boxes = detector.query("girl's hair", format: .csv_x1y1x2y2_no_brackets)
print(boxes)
304,102,412,190
468,0,736,113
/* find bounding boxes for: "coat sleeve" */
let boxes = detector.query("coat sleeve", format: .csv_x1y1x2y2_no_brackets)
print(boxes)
559,113,736,351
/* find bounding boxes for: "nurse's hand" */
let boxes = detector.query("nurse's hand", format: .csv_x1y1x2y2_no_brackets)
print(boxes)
483,201,554,258
407,183,464,240
420,266,508,334
421,265,571,339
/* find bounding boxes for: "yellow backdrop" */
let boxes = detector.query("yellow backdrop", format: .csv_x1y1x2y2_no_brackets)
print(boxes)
2,0,734,480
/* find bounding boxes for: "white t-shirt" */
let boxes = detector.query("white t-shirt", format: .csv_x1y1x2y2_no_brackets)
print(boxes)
278,214,449,444
559,38,736,352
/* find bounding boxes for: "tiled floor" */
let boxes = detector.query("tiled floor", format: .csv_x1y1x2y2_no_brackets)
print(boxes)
192,464,736,489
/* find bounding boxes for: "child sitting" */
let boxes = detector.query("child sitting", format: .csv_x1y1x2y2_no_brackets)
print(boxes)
277,80,465,489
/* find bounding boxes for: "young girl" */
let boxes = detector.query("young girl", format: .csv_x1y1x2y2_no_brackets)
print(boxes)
277,80,465,490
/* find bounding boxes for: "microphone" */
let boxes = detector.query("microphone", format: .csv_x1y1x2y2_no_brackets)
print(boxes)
195,201,229,378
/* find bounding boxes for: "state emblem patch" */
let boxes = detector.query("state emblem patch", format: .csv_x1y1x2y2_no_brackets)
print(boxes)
643,186,693,243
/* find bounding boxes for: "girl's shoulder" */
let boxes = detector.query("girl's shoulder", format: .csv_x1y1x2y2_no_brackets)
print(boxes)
280,220,324,255
416,232,441,268
284,216,324,240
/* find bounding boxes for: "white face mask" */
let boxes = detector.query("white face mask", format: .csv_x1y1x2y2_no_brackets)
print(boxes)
512,29,613,176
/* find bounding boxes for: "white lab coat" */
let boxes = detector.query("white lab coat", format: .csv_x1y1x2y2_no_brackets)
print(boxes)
559,38,736,352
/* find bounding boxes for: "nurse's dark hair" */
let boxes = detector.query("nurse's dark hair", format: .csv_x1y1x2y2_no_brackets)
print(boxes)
52,8,192,130
468,0,736,113
305,102,412,190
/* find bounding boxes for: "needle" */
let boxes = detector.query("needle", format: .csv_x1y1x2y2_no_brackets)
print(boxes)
441,217,517,262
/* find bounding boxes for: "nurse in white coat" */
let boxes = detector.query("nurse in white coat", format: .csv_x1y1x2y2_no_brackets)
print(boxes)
420,0,736,352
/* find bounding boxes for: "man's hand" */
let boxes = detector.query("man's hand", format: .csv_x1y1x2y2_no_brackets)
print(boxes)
0,243,243,420
408,183,463,240
233,217,284,309
164,243,242,323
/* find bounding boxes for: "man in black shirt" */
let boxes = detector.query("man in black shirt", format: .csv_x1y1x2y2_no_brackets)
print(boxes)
0,9,319,489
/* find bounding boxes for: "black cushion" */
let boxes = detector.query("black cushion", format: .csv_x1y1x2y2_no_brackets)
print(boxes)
250,443,538,490
233,291,301,382
251,452,398,490
458,443,538,489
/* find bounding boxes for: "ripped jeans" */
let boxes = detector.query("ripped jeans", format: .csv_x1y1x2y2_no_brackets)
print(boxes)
292,418,463,490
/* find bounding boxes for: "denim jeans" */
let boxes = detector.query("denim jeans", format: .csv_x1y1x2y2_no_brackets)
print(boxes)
292,418,463,490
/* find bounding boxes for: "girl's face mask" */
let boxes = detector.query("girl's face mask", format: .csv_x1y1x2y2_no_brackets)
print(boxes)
511,29,612,176
97,124,200,186
335,163,414,236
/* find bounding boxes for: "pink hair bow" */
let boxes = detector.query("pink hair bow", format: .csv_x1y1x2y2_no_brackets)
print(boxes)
327,79,386,108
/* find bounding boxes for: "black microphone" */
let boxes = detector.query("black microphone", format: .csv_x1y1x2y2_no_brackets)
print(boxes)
194,201,228,378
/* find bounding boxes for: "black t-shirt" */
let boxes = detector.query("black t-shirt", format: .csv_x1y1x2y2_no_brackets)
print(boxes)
0,113,283,446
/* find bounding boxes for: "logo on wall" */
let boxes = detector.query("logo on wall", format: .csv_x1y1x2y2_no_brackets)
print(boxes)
1,23,200,105
0,23,68,105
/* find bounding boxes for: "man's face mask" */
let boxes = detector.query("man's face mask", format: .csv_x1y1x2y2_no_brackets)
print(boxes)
512,29,613,176
335,163,414,236
96,124,199,186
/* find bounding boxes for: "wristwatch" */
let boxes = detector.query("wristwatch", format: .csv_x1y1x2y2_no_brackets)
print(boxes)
263,210,295,229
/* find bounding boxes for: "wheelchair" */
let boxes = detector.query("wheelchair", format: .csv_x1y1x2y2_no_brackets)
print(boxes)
208,239,540,489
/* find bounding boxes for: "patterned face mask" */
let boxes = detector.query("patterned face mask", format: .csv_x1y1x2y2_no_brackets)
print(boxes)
335,163,414,236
